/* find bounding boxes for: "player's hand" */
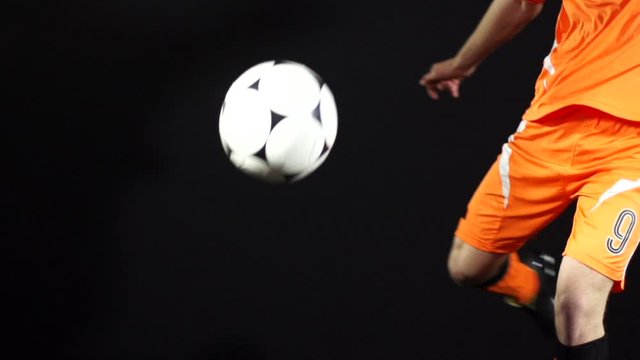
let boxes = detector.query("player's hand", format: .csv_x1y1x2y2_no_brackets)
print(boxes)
419,58,475,100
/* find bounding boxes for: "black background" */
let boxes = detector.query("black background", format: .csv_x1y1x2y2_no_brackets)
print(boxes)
5,1,639,359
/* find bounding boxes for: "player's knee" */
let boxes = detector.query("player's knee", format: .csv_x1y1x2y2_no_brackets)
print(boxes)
447,255,482,286
446,242,496,286
555,292,603,344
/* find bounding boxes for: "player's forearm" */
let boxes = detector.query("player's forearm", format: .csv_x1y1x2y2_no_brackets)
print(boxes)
453,0,543,71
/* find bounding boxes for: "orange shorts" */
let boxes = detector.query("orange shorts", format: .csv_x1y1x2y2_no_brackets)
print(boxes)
455,106,640,292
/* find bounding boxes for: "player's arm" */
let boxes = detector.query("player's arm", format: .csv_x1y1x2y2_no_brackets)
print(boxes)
420,0,544,99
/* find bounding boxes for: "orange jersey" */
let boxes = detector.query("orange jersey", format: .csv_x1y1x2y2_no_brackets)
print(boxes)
522,0,640,121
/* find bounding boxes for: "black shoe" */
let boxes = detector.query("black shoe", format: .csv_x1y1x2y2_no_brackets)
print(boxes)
505,250,558,339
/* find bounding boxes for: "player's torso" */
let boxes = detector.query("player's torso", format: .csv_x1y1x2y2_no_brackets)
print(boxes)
524,0,640,121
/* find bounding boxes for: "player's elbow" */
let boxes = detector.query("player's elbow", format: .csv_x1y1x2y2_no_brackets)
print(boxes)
519,0,544,22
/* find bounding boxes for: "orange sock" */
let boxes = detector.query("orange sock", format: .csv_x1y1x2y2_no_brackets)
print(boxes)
486,252,540,305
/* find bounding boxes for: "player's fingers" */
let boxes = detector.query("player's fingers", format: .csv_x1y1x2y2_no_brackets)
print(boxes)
425,85,440,100
447,80,461,98
418,74,441,100
418,73,432,86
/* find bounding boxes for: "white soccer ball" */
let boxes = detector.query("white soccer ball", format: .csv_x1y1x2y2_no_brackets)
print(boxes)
219,60,338,183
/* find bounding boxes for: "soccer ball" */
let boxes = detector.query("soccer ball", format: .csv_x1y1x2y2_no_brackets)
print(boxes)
219,60,338,183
